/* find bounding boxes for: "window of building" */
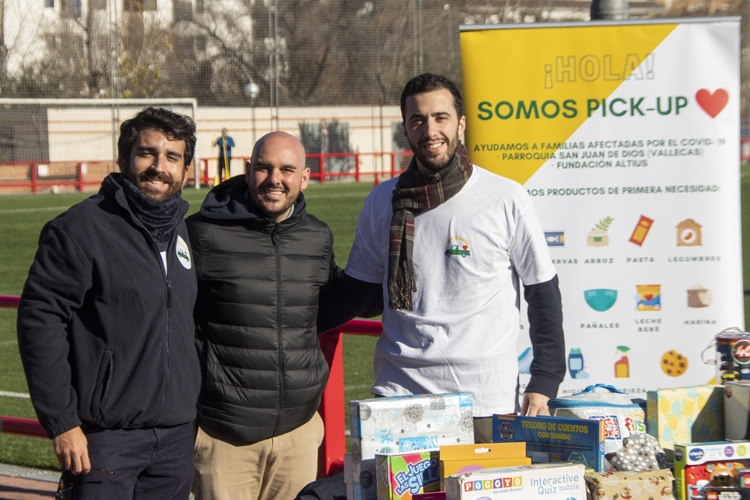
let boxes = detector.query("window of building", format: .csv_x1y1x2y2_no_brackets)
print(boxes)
60,0,82,18
124,0,156,11
44,0,54,8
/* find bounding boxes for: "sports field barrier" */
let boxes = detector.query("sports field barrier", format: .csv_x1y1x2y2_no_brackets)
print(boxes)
0,151,412,195
0,294,380,478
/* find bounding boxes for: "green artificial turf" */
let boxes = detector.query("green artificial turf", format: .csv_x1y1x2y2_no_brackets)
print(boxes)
0,181,377,469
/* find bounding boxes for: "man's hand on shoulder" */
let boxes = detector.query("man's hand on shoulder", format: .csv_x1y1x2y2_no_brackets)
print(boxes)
53,426,91,475
521,392,551,416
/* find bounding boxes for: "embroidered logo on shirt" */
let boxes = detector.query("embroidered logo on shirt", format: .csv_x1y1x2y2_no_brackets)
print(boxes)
176,235,191,269
444,237,471,258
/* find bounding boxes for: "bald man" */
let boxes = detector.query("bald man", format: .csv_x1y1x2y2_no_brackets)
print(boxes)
186,132,343,500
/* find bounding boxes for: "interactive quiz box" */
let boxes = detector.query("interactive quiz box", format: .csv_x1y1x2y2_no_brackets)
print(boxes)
492,414,606,471
444,463,586,500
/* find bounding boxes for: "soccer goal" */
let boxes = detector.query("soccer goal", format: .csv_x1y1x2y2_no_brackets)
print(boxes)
0,98,199,194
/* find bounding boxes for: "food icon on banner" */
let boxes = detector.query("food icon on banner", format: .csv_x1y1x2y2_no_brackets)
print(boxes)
661,350,688,377
629,216,654,246
545,231,564,247
585,289,618,312
587,216,613,247
695,88,729,118
676,219,702,246
687,284,712,308
615,346,631,378
568,348,590,379
518,347,533,374
636,284,661,311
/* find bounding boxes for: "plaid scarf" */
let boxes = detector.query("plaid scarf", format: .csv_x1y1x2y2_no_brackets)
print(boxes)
388,143,473,311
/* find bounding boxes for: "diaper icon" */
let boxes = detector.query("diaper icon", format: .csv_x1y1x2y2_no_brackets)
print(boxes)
584,289,618,312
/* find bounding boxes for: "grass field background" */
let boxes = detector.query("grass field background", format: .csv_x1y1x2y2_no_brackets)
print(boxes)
1,166,750,470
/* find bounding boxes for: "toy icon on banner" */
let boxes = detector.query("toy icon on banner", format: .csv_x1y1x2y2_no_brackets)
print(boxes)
568,348,590,379
587,216,613,247
518,347,533,374
661,350,688,377
615,346,630,378
687,284,712,308
636,284,661,311
695,88,729,118
676,219,702,246
584,289,618,312
545,231,564,247
629,215,654,246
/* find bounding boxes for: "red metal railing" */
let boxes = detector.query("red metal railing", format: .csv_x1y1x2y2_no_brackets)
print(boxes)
199,151,412,187
0,161,119,193
0,294,381,479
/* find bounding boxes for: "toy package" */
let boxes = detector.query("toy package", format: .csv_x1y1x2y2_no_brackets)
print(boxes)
349,393,474,500
376,452,440,500
674,441,750,500
444,463,586,500
439,443,530,489
492,414,606,471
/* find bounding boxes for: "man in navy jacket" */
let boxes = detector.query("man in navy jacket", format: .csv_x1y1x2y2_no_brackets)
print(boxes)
17,107,201,500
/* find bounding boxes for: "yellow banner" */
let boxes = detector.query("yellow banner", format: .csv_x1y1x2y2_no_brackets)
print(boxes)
460,24,677,184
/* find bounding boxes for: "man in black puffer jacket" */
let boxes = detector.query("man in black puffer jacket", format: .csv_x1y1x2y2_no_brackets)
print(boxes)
17,107,200,500
187,131,342,500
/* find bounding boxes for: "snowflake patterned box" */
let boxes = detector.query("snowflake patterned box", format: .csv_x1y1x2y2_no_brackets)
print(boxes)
585,469,674,500
350,393,474,500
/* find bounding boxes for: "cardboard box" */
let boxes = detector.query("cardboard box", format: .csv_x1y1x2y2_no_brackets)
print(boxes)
412,493,446,500
492,414,606,472
439,443,529,490
444,463,586,500
376,452,440,500
647,385,724,459
350,393,474,500
585,469,674,500
674,441,750,500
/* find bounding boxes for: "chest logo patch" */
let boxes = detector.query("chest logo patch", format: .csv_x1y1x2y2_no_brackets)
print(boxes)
176,235,192,270
445,236,471,258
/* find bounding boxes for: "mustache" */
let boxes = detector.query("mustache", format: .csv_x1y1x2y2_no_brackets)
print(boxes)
135,172,173,184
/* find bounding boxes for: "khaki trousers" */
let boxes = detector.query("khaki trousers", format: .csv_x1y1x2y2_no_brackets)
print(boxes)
192,412,325,500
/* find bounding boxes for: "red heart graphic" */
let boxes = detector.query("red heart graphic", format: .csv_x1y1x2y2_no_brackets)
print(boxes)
644,294,653,301
695,89,728,118
462,245,468,250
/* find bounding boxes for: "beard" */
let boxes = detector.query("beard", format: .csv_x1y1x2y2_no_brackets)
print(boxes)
407,130,461,173
126,170,183,203
248,183,297,220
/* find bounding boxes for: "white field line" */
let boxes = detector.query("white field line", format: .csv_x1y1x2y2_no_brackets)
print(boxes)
0,390,30,398
0,192,368,215
0,340,18,346
0,206,70,214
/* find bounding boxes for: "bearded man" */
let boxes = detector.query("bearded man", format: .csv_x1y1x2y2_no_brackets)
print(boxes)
17,107,200,499
187,131,343,500
318,74,566,443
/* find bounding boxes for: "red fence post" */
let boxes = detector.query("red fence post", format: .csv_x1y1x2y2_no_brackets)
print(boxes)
355,154,360,183
77,163,84,193
390,153,396,179
31,163,37,194
317,332,345,478
319,155,325,184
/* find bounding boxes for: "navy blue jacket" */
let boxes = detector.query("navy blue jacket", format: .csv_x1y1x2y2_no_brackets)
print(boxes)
17,174,200,439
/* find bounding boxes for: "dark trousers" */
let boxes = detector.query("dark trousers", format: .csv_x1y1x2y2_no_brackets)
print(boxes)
64,423,193,500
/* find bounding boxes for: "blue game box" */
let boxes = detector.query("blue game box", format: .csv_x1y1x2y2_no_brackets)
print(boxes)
492,414,606,472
